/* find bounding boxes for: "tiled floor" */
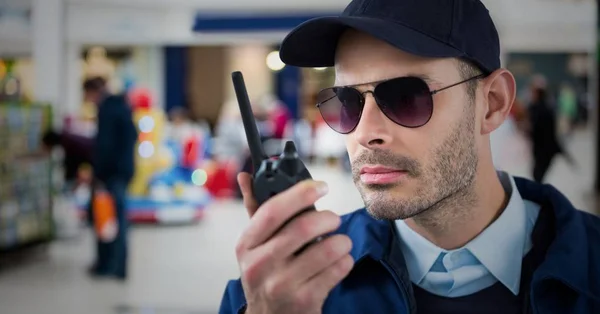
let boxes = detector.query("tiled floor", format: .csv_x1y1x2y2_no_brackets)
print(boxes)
0,121,597,314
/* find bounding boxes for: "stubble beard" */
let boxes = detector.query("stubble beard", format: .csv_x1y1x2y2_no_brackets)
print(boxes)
352,106,479,224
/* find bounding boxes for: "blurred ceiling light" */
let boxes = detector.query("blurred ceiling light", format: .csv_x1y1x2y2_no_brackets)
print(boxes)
314,67,327,71
138,141,155,158
191,169,208,186
266,51,285,71
138,116,155,133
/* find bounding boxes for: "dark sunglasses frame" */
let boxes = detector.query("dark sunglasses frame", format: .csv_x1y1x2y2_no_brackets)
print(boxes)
316,73,487,134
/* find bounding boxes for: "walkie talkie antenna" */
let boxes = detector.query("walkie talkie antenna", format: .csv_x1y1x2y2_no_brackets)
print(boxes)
232,71,267,172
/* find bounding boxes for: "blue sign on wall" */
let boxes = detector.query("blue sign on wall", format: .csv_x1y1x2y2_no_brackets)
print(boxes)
276,65,301,120
193,13,339,32
164,46,188,113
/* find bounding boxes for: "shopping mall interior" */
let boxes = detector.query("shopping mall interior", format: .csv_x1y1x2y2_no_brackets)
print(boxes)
0,0,599,313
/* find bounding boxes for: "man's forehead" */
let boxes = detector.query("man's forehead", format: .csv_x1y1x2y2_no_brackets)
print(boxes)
333,32,452,87
334,60,459,88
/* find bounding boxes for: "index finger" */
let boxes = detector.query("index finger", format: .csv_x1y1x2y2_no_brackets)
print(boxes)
237,172,259,217
239,180,328,251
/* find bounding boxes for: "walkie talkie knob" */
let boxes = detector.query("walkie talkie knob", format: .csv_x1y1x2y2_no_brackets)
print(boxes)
282,141,299,158
277,141,300,177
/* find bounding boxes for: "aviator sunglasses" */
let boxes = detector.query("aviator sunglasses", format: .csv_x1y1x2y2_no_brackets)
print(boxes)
316,74,486,134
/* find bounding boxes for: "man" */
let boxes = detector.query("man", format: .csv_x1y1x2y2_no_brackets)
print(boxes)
42,129,93,184
220,0,600,313
85,77,138,280
527,87,575,183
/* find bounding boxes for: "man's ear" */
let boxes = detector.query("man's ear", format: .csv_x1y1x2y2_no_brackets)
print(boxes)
479,69,516,135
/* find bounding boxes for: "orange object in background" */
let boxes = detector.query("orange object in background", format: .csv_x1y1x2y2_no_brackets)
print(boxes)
93,188,118,242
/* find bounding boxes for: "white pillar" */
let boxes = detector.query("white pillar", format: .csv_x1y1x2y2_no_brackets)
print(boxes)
65,42,82,118
588,50,598,132
224,45,274,103
148,46,165,110
31,0,65,128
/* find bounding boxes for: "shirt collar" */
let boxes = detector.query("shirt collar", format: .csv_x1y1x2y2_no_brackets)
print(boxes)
466,172,528,295
395,171,530,295
395,218,441,284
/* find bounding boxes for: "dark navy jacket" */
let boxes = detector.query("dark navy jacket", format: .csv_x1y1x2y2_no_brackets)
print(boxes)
93,94,138,183
219,177,600,314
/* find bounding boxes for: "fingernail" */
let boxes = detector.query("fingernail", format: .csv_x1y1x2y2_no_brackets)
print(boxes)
316,182,329,196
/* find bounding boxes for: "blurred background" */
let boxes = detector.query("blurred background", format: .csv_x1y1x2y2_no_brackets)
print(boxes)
0,0,598,313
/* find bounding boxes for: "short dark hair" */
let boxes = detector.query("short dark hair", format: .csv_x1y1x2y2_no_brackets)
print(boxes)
83,77,107,93
457,59,483,101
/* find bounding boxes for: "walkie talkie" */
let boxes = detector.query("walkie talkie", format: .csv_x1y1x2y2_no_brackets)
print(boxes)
232,71,322,253
231,71,315,208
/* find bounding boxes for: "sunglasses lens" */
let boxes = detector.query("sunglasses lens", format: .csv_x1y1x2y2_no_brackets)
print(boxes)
316,87,363,134
375,77,433,127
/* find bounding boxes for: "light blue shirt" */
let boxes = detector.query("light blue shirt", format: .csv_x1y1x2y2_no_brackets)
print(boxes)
395,172,541,297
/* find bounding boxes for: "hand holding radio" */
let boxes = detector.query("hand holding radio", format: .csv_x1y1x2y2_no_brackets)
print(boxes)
231,72,354,314
236,172,354,314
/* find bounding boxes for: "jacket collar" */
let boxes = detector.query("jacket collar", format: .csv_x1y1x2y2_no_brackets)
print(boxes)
342,177,600,303
513,177,600,303
339,209,391,264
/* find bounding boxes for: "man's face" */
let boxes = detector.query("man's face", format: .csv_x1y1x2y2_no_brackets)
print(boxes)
335,31,480,221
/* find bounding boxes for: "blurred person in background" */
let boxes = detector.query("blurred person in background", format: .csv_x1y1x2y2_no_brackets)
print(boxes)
166,106,212,144
575,86,589,128
266,95,292,140
220,0,600,313
84,76,138,280
42,129,94,187
252,95,276,143
213,99,247,163
166,106,194,144
527,86,575,183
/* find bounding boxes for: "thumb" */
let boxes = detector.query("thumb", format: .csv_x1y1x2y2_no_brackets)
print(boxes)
237,172,259,217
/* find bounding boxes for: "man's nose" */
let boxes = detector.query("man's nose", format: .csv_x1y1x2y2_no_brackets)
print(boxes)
352,94,394,149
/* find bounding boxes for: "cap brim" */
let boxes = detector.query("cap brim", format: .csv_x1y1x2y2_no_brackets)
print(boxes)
280,16,465,67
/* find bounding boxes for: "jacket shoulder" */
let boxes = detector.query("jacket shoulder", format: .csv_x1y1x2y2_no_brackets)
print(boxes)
575,210,600,304
580,210,600,228
580,210,600,253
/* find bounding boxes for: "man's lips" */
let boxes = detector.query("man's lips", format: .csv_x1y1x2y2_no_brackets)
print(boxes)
359,165,408,185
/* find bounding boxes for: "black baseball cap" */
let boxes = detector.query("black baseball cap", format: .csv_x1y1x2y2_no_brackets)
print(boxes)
279,0,500,74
